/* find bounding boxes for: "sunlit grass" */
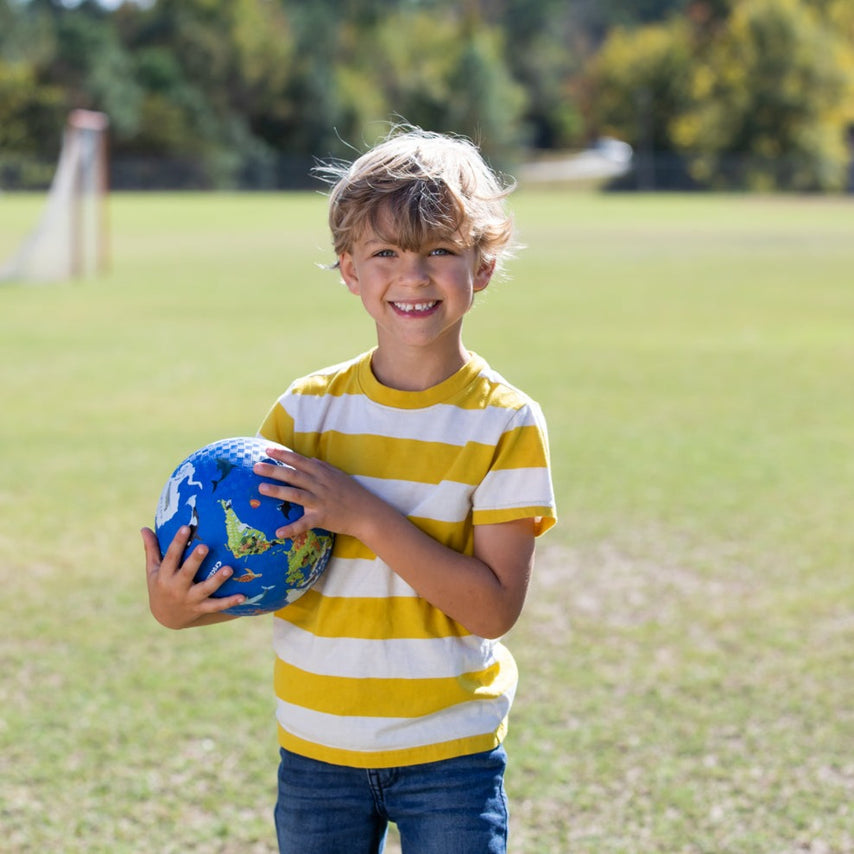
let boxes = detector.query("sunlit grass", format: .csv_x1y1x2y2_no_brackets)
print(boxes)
1,191,852,852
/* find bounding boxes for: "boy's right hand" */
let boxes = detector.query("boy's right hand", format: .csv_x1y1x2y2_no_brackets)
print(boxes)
142,525,243,629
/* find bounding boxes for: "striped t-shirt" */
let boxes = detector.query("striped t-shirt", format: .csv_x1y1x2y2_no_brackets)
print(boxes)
258,349,556,768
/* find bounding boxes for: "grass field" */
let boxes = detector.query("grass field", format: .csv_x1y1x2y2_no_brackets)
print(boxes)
1,190,852,853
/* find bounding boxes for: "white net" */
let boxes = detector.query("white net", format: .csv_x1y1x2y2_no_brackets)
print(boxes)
0,110,109,284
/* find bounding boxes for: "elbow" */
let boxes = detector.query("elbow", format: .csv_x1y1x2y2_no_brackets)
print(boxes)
461,605,523,640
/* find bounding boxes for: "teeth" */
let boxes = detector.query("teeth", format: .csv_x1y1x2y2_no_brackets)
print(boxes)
394,301,437,312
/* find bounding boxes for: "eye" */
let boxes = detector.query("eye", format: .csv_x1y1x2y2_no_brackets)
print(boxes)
373,248,395,258
429,247,454,256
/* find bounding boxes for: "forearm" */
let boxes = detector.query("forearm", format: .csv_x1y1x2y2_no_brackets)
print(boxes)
181,613,240,629
151,603,241,630
353,495,532,639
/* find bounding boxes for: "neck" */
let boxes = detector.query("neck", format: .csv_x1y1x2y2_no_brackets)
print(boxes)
370,344,469,391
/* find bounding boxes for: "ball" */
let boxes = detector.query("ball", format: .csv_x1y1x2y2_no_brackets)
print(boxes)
154,436,334,616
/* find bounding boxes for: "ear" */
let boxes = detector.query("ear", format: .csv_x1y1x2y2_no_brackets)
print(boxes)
473,257,496,293
338,253,360,295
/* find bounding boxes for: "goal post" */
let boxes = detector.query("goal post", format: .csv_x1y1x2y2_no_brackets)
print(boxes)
0,110,109,284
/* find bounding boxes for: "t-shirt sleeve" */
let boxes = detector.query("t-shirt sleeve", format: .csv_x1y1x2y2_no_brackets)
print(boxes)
471,402,557,536
257,391,296,448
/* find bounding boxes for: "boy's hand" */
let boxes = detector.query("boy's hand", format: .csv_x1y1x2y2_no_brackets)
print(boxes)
142,525,243,629
253,447,380,540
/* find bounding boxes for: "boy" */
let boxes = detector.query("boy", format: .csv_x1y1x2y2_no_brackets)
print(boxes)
143,127,556,854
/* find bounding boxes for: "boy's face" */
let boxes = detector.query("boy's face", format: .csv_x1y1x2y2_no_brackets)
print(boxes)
338,216,494,364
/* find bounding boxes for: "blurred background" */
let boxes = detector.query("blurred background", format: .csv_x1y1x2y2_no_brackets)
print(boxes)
1,0,853,193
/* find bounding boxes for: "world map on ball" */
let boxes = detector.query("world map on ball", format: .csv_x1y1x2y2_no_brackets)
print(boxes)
155,437,334,616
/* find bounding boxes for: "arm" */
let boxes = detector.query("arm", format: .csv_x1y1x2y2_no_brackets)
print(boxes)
142,525,244,630
255,448,536,639
360,509,535,638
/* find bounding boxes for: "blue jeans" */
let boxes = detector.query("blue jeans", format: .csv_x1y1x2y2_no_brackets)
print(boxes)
274,745,509,854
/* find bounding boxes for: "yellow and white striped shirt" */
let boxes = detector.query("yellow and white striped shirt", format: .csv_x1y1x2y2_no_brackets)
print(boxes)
258,349,556,768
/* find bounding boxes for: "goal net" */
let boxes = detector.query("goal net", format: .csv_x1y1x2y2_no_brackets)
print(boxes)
0,110,109,284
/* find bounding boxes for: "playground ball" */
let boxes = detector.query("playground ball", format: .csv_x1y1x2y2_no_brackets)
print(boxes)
155,437,333,616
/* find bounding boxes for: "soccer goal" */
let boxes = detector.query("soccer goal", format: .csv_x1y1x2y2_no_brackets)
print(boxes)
0,109,109,284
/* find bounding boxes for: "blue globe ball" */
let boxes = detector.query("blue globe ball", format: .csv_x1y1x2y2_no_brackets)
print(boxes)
154,437,334,616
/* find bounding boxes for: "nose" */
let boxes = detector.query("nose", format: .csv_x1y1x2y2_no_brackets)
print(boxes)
398,252,429,286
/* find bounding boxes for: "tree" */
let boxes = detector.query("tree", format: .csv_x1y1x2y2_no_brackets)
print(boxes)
444,23,527,170
588,17,695,163
4,0,851,190
673,0,854,190
0,59,64,156
330,5,526,170
49,1,142,137
486,0,583,149
0,1,71,157
113,0,297,185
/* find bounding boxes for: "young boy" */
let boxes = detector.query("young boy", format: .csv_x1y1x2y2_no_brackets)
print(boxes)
143,127,556,854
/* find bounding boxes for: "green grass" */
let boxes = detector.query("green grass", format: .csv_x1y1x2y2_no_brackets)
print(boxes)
1,191,852,853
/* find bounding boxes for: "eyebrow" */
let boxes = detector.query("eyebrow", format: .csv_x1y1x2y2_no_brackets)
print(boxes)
361,234,406,249
363,234,461,246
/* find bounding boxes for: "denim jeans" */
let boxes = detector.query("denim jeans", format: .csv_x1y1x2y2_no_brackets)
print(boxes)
274,745,509,854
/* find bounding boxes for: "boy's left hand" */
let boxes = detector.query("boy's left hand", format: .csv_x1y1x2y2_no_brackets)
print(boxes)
254,447,379,540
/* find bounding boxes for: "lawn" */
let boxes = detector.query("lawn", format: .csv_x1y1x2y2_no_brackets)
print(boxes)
0,190,852,853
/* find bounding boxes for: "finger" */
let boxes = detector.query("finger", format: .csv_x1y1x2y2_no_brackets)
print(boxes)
176,544,213,586
253,459,300,485
263,446,303,466
141,527,162,578
197,590,247,614
193,563,235,596
159,525,196,577
254,461,287,483
191,565,246,611
257,479,305,506
274,516,314,540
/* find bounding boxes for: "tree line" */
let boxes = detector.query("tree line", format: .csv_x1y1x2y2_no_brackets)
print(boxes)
1,0,852,190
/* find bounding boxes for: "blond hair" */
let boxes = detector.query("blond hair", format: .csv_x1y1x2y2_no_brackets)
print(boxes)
317,127,516,274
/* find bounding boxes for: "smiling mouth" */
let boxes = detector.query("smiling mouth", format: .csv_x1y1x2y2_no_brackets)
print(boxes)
391,301,439,314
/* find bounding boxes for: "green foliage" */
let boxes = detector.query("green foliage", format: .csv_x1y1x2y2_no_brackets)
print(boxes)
589,18,695,151
444,26,527,168
1,0,853,190
127,48,201,155
674,0,854,190
290,5,526,168
53,4,142,136
0,6,66,156
0,0,564,178
0,60,56,149
589,0,854,190
334,10,462,148
487,0,585,149
120,0,297,178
